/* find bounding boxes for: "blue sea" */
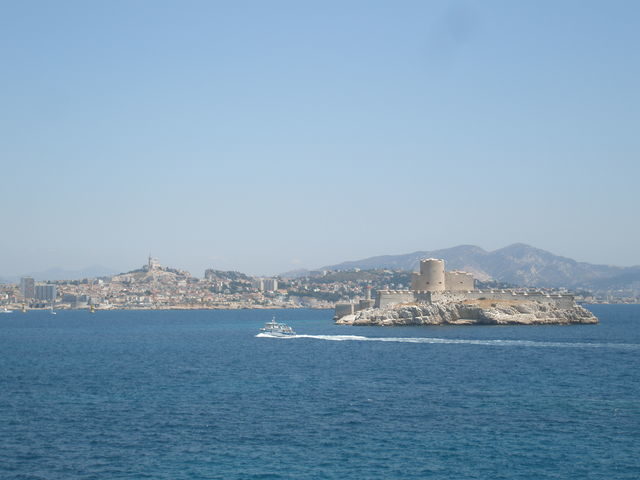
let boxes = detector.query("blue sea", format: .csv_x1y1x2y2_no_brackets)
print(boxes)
1,305,639,479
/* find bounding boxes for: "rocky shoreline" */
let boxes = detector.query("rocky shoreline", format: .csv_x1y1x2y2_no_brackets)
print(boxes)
336,301,598,326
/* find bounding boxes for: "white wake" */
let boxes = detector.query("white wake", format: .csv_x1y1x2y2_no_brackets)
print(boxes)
256,333,639,349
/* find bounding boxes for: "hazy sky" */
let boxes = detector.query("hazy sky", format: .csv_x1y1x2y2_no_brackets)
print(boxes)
1,0,639,277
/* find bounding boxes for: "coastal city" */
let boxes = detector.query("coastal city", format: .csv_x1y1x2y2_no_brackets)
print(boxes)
0,255,635,313
0,256,372,311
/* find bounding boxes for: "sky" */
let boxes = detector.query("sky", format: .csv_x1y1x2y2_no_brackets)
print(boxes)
1,0,639,277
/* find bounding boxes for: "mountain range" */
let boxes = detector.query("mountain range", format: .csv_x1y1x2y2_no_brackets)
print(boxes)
321,243,640,294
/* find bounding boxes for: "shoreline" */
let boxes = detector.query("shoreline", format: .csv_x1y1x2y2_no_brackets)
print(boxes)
3,305,331,312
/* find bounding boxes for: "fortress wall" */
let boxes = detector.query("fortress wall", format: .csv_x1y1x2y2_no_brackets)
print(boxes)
417,290,575,306
340,289,576,320
553,296,576,308
469,291,571,304
334,303,355,319
376,290,416,308
414,291,433,303
478,292,575,306
359,299,375,310
444,271,475,291
426,291,472,304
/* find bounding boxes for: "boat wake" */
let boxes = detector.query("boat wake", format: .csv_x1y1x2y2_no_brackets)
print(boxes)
256,333,639,349
255,332,297,339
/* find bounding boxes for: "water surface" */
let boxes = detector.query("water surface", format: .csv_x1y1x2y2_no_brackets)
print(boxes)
1,305,638,479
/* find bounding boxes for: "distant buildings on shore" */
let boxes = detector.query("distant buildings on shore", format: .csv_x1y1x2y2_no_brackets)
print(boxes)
1,257,322,311
1,256,634,312
35,284,57,302
18,276,56,302
19,277,35,298
252,278,278,292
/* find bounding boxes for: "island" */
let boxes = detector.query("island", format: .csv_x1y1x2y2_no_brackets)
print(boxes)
334,259,598,326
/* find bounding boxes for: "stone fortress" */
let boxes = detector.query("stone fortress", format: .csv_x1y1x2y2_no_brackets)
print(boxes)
411,258,474,292
335,258,597,325
375,258,474,309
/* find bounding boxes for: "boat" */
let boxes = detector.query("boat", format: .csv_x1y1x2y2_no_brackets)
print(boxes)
1,307,13,314
259,316,296,337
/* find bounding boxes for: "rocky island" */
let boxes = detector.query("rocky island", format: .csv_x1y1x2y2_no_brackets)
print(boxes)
336,298,597,326
334,258,598,326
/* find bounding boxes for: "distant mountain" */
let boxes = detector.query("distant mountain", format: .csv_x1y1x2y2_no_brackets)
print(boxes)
2,265,119,283
321,243,640,293
278,268,311,279
279,268,334,279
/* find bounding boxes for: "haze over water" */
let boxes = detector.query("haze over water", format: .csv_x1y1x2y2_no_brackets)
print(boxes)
1,305,638,479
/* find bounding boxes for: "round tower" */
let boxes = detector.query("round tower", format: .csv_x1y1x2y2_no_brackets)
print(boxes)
414,258,446,292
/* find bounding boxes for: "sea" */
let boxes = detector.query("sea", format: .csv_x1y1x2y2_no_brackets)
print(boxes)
1,305,639,479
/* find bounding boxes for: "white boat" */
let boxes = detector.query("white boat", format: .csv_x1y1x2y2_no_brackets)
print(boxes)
1,307,13,314
260,317,296,337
